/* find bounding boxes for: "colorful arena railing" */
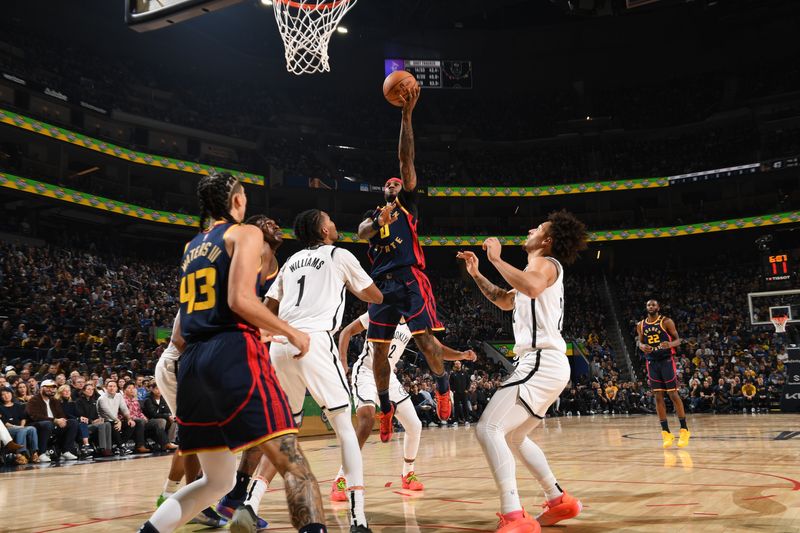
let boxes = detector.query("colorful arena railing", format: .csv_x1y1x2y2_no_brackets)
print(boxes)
2,172,798,244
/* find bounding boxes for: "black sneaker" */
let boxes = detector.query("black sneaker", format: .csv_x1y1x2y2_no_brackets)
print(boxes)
350,525,372,533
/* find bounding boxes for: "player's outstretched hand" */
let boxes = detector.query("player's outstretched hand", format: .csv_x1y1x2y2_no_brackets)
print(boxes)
460,349,477,362
482,237,502,263
288,329,311,359
456,250,480,276
400,84,420,114
377,203,398,227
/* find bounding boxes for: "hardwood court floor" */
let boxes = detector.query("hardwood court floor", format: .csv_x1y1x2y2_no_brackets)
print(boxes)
2,413,799,533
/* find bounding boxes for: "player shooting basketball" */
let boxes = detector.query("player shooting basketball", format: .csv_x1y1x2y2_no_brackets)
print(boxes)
357,84,455,440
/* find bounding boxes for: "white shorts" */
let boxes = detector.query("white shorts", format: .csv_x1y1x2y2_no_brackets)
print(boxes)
500,348,570,418
270,331,352,415
351,357,409,410
155,342,181,414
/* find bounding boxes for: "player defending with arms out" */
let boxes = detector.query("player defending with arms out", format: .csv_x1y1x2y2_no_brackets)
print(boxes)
357,84,452,440
217,215,284,530
329,313,477,501
266,209,383,533
457,210,587,533
637,300,690,448
139,172,327,533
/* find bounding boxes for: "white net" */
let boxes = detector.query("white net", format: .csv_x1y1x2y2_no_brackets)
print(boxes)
771,316,789,333
273,0,357,75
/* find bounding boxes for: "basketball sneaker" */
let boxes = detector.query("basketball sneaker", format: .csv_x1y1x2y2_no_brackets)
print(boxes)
330,477,348,502
230,504,269,533
349,525,373,533
378,403,395,442
435,391,452,422
677,428,690,448
535,491,582,527
661,430,675,448
495,510,540,533
401,472,424,491
156,494,167,508
216,495,242,519
188,507,228,528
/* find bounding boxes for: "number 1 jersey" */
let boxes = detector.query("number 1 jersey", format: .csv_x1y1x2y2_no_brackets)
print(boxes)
267,245,374,334
179,221,248,343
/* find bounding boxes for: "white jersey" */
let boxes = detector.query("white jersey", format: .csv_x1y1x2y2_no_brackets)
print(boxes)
353,312,413,372
512,257,566,354
267,245,374,334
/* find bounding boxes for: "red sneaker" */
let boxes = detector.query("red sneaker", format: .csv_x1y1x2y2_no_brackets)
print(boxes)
435,390,452,422
401,471,424,491
495,510,541,533
378,403,395,442
330,477,348,502
535,491,582,526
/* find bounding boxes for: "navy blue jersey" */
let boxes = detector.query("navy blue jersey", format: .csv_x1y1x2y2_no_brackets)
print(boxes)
367,188,426,277
257,263,279,300
180,222,250,343
639,315,675,361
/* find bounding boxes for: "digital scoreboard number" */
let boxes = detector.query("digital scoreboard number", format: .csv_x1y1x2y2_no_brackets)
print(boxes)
765,252,793,283
385,59,473,89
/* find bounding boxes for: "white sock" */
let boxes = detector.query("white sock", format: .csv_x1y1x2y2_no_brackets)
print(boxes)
402,461,415,477
336,465,345,481
243,478,268,513
329,410,367,526
395,399,421,476
162,479,182,497
149,451,237,531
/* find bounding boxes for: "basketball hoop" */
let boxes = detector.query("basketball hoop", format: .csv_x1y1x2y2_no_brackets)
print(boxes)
272,0,357,75
771,315,789,333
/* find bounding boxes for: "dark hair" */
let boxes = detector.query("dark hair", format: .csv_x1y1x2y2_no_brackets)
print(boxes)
546,210,588,265
197,171,243,231
123,381,136,390
293,209,324,247
245,214,269,241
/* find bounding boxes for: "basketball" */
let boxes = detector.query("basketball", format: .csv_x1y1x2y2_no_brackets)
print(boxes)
383,70,419,107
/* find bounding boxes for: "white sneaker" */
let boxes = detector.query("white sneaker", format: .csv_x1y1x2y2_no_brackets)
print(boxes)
38,453,51,463
61,451,78,461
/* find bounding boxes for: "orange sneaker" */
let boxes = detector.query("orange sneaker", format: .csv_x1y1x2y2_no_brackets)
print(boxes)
435,390,452,422
330,477,348,502
401,471,424,491
495,510,541,533
378,403,395,442
535,491,582,526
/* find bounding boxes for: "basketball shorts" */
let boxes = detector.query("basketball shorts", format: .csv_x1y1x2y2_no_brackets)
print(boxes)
270,331,352,417
500,349,570,418
351,358,409,410
155,342,181,414
647,357,678,391
176,330,297,455
367,266,444,342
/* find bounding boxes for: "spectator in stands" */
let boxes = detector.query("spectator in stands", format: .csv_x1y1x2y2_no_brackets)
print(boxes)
57,385,93,457
25,379,79,462
0,418,27,465
96,380,149,454
449,361,470,425
15,381,32,403
1,386,37,461
121,382,175,451
742,380,757,412
410,384,436,427
142,382,177,445
713,378,732,414
75,382,113,457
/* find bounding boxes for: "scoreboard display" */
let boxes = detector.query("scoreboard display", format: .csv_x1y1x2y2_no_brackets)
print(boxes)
764,252,793,284
385,59,473,89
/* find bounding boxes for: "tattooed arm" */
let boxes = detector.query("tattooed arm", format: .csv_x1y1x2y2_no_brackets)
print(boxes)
456,250,516,311
398,84,420,191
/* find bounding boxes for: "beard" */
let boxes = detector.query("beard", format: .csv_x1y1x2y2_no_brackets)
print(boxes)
384,192,398,203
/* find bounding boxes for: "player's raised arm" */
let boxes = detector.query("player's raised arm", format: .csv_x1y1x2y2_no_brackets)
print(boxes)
482,238,557,300
456,250,515,311
337,316,367,370
398,84,420,192
227,224,310,355
337,248,384,304
357,205,397,241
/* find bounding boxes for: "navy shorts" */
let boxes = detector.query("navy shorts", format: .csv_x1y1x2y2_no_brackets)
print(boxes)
176,329,297,455
367,266,444,342
647,356,678,392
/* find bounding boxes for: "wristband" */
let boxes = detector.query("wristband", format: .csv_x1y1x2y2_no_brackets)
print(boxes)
371,218,381,231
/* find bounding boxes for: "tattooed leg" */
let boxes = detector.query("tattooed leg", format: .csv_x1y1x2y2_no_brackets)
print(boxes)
414,332,445,376
371,341,391,392
260,434,325,528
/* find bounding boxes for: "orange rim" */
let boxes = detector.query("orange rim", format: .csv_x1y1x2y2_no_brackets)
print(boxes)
276,0,349,10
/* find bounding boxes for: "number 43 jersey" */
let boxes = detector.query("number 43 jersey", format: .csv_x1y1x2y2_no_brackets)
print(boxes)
179,222,247,343
267,245,375,334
